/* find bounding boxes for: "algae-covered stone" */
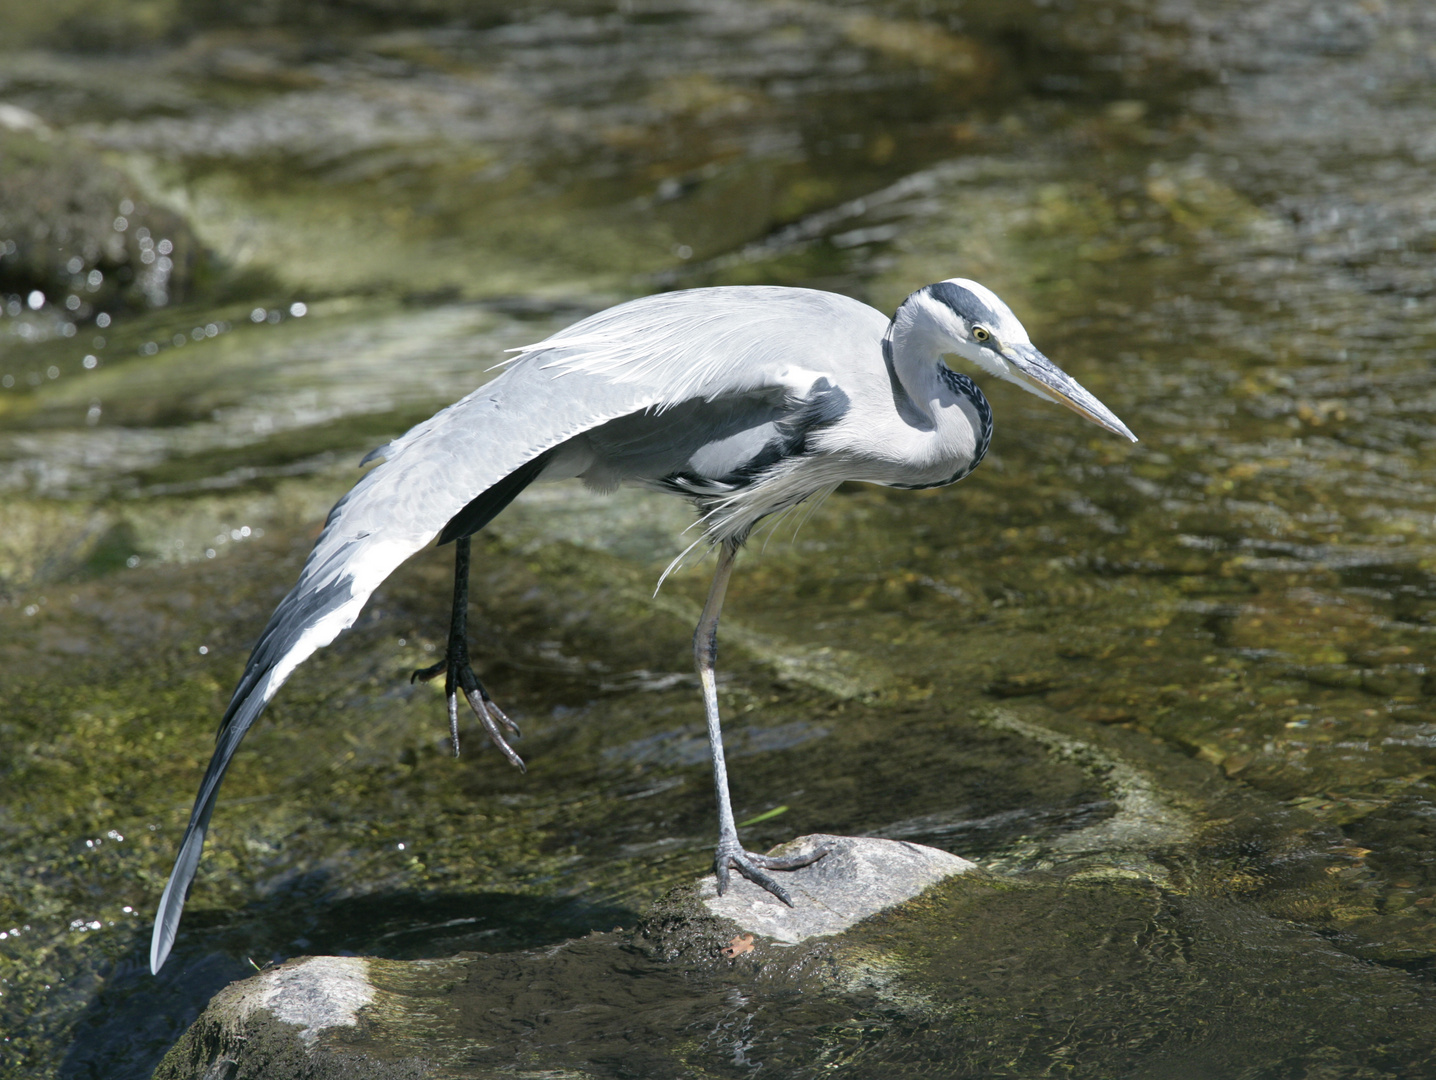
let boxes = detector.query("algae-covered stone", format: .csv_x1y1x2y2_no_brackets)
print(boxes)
0,126,207,318
150,826,1436,1079
153,956,428,1080
150,837,977,1079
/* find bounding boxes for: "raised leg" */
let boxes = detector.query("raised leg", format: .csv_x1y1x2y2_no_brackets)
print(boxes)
412,536,524,770
696,539,826,903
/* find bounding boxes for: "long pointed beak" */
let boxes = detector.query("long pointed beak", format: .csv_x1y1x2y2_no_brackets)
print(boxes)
1003,344,1137,442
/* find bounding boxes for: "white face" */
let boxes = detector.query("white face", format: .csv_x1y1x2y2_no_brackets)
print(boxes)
918,278,1032,383
918,277,1137,442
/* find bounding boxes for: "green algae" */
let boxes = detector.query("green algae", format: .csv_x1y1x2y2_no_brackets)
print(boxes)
831,870,1436,1077
148,853,1436,1078
0,516,1127,1075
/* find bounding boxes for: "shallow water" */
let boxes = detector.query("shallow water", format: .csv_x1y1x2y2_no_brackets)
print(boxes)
3,1,1436,1076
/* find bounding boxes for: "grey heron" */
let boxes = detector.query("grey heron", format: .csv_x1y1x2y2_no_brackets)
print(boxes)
149,278,1135,974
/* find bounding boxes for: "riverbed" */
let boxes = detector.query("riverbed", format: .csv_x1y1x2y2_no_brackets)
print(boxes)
3,1,1436,1076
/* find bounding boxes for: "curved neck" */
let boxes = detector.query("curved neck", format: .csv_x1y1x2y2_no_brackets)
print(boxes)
882,299,951,425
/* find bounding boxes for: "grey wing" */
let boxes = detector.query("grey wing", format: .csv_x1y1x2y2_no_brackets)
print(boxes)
149,285,889,973
503,285,888,399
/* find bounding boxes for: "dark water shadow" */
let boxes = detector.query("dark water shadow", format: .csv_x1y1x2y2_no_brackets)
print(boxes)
56,879,636,1080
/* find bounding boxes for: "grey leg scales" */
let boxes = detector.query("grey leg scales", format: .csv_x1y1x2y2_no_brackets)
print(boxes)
696,539,827,902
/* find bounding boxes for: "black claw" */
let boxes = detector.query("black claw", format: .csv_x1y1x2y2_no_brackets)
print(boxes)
423,536,526,770
414,645,524,767
480,693,521,739
714,842,826,906
445,688,461,757
411,659,447,684
464,687,526,771
735,862,793,905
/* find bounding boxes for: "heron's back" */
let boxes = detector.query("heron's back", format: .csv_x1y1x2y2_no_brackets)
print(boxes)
507,286,893,403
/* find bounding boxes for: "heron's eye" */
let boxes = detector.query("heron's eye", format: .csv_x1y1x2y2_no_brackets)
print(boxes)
972,325,991,343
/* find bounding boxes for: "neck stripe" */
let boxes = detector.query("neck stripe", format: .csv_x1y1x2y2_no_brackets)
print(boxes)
889,366,992,490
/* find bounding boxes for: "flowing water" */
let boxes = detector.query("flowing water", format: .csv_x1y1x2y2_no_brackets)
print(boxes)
2,1,1436,1076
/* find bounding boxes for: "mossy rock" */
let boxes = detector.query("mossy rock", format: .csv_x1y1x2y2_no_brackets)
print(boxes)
0,128,209,317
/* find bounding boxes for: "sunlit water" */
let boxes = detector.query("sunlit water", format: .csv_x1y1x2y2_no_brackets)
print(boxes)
3,1,1436,1076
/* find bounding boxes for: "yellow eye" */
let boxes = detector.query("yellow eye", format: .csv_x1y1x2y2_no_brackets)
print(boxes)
972,325,991,343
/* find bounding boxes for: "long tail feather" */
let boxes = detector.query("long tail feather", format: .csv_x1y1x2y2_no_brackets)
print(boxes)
149,520,420,973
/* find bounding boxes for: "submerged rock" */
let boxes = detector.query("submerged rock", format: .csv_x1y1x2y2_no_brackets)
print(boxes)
153,955,423,1080
0,127,207,318
151,835,971,1080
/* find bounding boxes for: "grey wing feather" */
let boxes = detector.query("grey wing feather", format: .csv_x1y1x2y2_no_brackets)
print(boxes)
504,286,886,400
149,286,889,973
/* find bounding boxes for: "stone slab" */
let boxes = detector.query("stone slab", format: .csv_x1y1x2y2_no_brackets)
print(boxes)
699,833,977,944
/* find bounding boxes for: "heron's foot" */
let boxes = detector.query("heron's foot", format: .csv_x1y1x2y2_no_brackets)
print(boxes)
411,653,524,770
714,837,828,905
410,656,448,683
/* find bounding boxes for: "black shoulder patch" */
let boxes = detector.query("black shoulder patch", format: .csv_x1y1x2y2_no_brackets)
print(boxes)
787,377,850,433
659,379,851,496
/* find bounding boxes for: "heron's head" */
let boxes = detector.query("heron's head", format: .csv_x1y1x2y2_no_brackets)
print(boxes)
906,278,1137,442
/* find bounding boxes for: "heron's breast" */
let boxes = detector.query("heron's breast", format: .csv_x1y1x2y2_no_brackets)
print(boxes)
807,391,986,489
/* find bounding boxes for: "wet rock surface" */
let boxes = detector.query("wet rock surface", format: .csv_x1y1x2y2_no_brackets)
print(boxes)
151,956,419,1080
0,127,207,319
154,837,972,1079
154,823,1436,1078
699,834,977,944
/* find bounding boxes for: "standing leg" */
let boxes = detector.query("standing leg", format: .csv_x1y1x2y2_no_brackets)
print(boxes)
412,536,525,769
696,539,826,902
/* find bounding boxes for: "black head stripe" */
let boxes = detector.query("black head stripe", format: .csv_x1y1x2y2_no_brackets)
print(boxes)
926,281,1001,330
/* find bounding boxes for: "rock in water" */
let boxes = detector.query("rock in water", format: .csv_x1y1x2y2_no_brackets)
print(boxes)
151,956,424,1080
152,836,977,1079
700,833,977,944
0,128,207,317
